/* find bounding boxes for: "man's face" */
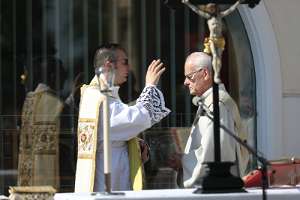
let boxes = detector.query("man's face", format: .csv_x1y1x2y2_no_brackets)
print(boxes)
114,49,130,85
183,62,207,96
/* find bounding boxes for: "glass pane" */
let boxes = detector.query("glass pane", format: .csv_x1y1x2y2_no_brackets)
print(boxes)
0,0,256,194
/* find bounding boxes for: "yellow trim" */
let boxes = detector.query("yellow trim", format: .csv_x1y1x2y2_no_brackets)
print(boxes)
79,118,98,122
90,94,104,191
78,154,94,159
128,138,143,191
76,85,105,192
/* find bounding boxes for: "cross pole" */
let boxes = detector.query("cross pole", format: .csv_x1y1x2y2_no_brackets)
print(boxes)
163,0,261,9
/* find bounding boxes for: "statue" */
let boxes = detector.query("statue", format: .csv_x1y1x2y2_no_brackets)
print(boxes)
182,0,244,83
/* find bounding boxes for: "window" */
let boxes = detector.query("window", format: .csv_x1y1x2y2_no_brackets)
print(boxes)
0,0,256,194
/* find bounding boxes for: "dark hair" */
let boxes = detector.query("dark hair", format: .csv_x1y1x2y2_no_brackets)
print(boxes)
96,43,126,52
93,43,126,69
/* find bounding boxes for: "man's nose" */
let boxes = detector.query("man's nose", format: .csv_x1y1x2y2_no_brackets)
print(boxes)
184,78,189,86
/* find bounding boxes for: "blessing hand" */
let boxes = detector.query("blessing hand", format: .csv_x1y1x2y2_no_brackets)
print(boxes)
145,59,166,86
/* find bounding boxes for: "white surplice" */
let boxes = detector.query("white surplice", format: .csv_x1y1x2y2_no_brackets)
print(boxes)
93,84,170,192
182,84,249,188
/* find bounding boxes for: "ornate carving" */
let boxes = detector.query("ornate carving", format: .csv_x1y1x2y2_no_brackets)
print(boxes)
33,125,58,154
18,154,33,186
9,186,56,200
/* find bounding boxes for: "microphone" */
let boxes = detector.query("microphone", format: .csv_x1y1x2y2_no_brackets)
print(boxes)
192,96,202,107
192,96,213,118
95,66,103,77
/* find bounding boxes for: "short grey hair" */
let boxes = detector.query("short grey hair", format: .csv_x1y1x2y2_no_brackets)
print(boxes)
187,52,212,73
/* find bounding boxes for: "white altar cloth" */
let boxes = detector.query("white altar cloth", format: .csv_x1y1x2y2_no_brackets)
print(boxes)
0,195,8,200
55,187,300,200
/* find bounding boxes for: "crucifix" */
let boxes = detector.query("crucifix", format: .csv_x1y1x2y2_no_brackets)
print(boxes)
182,0,243,83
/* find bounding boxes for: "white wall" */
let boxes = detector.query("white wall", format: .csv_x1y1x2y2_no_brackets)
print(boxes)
264,0,300,158
240,1,300,160
264,0,300,93
239,2,283,160
282,96,300,157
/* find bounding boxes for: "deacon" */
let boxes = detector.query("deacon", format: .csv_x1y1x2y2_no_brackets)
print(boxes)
75,44,170,192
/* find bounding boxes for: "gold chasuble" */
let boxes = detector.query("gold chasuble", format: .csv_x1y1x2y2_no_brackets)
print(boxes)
18,84,63,189
75,81,105,192
75,77,144,192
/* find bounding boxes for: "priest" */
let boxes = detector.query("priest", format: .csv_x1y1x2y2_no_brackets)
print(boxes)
75,44,170,192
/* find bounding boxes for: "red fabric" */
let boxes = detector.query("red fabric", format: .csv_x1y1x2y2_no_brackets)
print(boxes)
243,162,300,187
243,169,273,187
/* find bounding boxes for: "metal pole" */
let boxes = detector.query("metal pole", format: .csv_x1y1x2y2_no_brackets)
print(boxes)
103,94,111,193
213,81,221,162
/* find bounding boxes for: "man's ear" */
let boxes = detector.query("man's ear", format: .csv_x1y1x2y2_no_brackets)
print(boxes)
203,68,210,80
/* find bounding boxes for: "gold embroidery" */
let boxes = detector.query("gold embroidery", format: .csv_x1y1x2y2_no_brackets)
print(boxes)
78,121,96,156
18,90,62,189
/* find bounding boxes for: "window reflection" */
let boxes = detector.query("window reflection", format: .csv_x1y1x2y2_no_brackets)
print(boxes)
0,0,256,194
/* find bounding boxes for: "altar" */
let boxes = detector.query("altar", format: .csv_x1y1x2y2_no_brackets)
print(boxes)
54,187,300,200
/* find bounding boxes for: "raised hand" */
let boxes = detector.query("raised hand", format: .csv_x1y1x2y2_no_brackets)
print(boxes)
145,59,166,86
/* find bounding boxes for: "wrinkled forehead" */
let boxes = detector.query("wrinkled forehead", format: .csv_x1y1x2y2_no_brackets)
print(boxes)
184,60,197,73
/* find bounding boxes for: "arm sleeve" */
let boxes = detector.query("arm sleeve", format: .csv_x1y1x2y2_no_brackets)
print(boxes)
136,85,171,125
108,101,152,141
107,86,170,141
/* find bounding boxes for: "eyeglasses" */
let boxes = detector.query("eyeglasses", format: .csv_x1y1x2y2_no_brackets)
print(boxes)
185,68,203,81
116,58,129,65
